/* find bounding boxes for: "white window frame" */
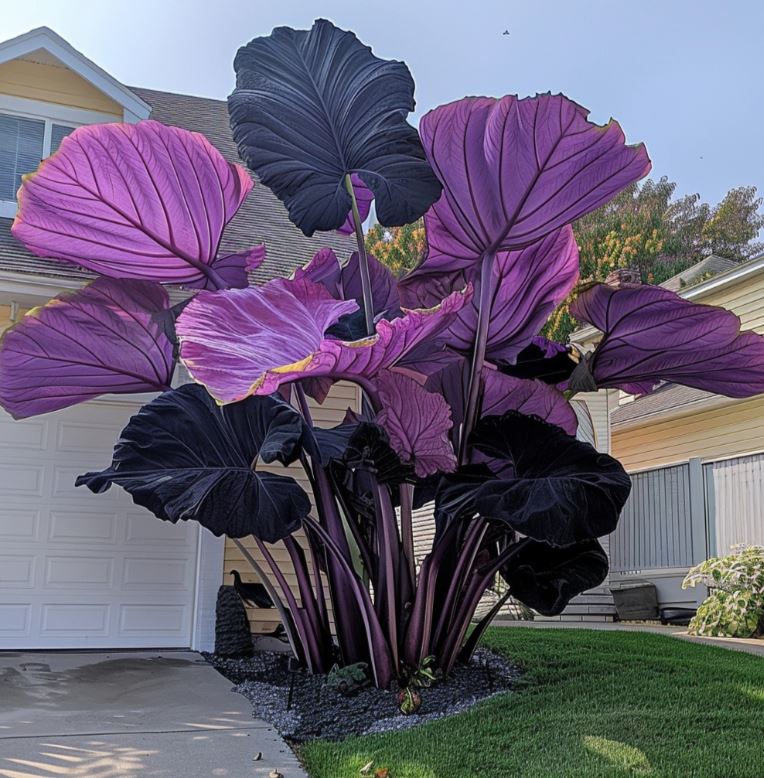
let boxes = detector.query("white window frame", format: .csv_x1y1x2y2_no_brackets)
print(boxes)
0,95,119,218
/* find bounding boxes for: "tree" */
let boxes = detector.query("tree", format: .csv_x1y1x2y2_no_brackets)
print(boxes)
543,178,764,342
365,220,425,275
3,20,764,701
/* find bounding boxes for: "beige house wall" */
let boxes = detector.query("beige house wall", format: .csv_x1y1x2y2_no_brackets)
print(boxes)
0,58,122,116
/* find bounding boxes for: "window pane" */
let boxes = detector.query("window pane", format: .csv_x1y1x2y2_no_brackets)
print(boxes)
51,123,76,154
0,113,45,201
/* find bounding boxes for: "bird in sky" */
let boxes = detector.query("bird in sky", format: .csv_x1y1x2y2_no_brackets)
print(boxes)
502,29,510,35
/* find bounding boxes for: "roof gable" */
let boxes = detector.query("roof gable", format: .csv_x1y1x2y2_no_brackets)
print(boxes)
0,27,150,121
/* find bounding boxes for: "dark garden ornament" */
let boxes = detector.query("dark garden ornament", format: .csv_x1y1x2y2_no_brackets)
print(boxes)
3,17,764,691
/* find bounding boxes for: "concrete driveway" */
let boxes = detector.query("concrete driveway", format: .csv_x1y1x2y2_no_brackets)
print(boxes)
0,651,306,778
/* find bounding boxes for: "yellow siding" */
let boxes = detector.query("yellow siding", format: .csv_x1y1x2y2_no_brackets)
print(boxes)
0,58,122,116
697,272,764,333
223,381,359,633
612,395,764,471
0,304,29,334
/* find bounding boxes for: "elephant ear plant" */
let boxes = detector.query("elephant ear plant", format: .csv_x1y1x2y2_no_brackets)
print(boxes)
4,18,764,694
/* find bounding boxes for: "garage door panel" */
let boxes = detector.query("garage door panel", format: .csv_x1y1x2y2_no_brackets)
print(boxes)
0,603,31,635
123,558,192,589
44,556,114,588
0,461,44,496
119,604,189,635
0,555,36,587
0,508,40,540
0,400,199,649
0,415,47,449
41,603,110,634
125,512,196,547
48,509,119,543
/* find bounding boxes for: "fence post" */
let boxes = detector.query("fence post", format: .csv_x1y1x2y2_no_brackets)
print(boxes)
687,457,708,607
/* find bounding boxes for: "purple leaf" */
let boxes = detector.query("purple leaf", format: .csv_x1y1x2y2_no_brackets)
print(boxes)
176,276,471,403
401,226,579,363
425,360,577,438
569,283,764,397
482,369,578,436
297,248,399,315
338,174,374,234
410,94,650,277
12,121,253,287
186,244,266,290
0,278,174,418
375,370,457,477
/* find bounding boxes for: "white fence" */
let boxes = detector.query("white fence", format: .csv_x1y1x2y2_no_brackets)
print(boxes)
609,451,764,606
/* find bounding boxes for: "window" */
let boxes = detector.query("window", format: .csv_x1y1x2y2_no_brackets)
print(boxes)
0,112,77,202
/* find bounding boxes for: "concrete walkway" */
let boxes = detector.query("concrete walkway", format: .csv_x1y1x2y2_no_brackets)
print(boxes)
0,650,307,778
493,619,764,657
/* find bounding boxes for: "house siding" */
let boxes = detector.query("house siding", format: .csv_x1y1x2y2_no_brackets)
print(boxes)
0,58,122,115
613,267,764,471
223,381,360,633
612,395,764,471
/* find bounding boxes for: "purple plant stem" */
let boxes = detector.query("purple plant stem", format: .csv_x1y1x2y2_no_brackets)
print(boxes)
399,484,416,587
304,516,394,688
402,519,461,666
231,537,305,666
431,518,488,650
374,484,401,669
440,540,528,672
255,537,324,673
284,535,331,668
294,383,368,665
458,587,513,664
458,253,495,464
344,173,374,336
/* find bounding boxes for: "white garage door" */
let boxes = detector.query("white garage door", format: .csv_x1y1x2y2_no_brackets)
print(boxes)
0,399,198,649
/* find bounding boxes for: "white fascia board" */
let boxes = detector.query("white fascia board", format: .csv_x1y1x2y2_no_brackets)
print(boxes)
0,27,151,121
0,270,86,305
682,255,764,300
611,393,737,433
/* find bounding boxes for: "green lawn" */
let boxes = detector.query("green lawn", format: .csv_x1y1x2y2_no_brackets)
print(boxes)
299,627,764,778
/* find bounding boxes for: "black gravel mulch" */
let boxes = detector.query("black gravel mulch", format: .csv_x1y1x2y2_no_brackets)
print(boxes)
204,648,519,743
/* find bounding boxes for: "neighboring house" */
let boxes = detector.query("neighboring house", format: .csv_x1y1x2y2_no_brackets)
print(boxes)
0,27,357,651
577,256,764,610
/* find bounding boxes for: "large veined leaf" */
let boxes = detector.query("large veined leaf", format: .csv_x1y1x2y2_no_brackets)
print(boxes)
12,121,254,288
501,539,609,616
176,276,470,403
425,361,577,441
400,226,579,363
410,94,650,277
77,384,310,542
471,412,631,546
375,370,456,477
228,18,441,235
0,278,174,419
570,283,764,397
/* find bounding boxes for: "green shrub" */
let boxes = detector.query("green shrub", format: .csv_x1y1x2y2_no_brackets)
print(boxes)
682,545,764,638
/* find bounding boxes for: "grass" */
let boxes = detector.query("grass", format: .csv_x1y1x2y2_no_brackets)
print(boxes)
298,627,764,778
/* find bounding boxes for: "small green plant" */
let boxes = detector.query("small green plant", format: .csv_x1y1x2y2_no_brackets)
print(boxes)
682,545,764,638
396,655,441,714
325,661,370,696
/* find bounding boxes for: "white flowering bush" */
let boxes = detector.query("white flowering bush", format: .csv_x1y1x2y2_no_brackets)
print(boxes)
682,545,764,638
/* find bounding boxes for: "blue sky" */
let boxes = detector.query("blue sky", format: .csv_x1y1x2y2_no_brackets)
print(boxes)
5,0,762,208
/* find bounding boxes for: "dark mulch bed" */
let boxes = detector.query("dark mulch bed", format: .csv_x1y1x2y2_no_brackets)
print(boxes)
204,648,519,743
